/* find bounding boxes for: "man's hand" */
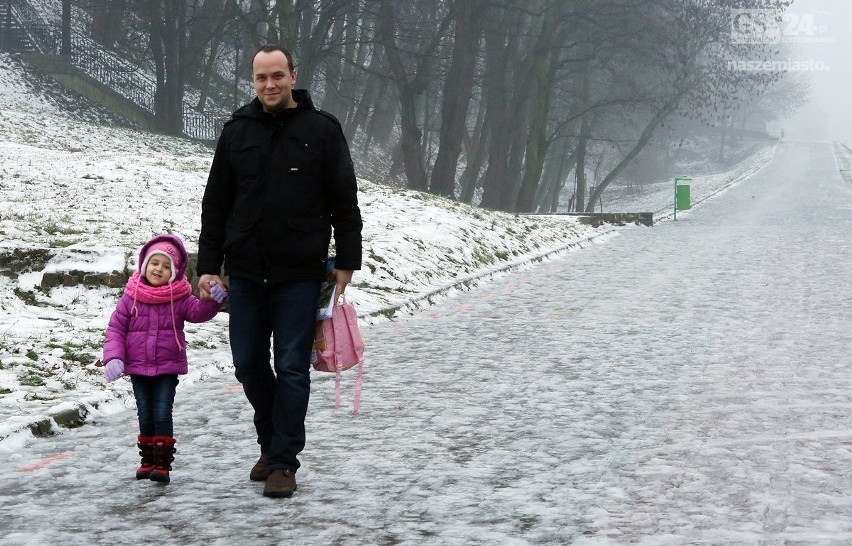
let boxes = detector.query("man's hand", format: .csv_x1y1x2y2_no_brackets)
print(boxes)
330,269,354,303
199,274,226,300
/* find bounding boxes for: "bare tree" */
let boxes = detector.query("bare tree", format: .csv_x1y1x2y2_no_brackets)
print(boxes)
583,0,793,212
429,0,485,198
87,0,129,48
376,0,452,191
142,0,186,134
67,0,803,204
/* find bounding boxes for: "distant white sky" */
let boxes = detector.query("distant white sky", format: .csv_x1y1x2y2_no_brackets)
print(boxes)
779,0,852,142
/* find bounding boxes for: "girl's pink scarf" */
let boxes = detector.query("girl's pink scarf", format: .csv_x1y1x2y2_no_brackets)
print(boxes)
124,272,192,350
124,272,191,304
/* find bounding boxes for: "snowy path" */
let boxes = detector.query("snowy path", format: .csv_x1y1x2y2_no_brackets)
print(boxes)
2,142,852,544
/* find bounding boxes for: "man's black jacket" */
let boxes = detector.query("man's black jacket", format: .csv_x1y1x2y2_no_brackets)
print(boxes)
197,90,362,284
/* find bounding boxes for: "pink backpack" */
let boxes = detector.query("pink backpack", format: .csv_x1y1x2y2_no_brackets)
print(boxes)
311,296,365,413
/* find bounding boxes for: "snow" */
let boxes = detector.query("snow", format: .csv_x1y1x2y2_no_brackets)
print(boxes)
2,51,851,543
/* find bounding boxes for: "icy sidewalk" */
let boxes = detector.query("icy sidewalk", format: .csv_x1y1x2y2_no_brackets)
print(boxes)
2,141,851,544
0,136,775,441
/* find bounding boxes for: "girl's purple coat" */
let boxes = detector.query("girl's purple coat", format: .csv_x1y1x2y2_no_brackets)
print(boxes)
103,234,220,376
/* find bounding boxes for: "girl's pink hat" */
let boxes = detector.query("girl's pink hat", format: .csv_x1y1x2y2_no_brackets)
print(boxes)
140,241,182,283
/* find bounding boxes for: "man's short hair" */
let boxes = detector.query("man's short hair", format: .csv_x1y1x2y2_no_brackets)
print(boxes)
253,45,295,73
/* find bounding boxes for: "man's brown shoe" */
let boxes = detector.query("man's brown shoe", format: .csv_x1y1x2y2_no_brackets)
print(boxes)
263,469,297,498
249,454,269,482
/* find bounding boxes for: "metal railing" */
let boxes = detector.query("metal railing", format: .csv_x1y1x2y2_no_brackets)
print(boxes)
8,0,229,140
66,26,157,113
7,0,56,52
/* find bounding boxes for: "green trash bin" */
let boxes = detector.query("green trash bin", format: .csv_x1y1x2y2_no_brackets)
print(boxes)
676,184,691,210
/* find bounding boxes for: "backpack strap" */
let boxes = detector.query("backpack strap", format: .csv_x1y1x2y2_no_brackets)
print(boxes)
332,309,344,409
343,301,365,413
335,367,344,410
352,357,364,414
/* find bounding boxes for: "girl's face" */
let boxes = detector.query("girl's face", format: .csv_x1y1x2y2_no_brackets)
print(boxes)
145,254,172,287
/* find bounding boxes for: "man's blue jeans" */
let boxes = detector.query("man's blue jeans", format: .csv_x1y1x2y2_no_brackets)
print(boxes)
131,374,179,437
228,277,321,473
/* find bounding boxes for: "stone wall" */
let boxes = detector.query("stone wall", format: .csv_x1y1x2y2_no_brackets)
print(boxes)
524,212,654,227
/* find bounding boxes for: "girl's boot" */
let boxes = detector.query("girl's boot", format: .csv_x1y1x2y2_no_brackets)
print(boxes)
136,435,156,480
149,436,177,484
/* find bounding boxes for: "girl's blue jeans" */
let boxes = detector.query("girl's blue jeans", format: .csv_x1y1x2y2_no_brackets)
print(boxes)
131,374,179,437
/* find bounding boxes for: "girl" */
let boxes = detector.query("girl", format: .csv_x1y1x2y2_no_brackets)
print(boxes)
102,234,227,484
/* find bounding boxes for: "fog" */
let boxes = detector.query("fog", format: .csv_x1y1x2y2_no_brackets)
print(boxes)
781,0,852,142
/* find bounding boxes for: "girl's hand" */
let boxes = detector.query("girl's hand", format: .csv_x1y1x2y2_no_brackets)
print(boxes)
104,359,125,382
210,281,229,303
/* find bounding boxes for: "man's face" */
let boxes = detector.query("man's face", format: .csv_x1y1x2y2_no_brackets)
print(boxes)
253,50,297,114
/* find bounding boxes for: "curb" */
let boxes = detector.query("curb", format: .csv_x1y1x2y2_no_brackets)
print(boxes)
362,226,617,322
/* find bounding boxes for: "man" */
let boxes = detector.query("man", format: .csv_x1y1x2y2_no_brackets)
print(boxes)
197,45,362,498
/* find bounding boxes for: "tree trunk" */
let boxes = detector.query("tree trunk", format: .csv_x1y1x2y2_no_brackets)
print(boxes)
478,8,520,209
61,0,71,56
185,0,225,86
575,120,589,213
535,142,578,213
195,35,222,111
149,0,185,135
585,95,682,210
276,0,300,48
500,102,530,211
365,77,397,148
150,4,166,126
377,0,428,190
506,6,564,212
294,0,340,89
90,0,127,48
345,46,381,138
574,53,593,214
514,38,560,212
458,100,488,204
429,0,483,198
341,10,365,133
321,16,345,113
